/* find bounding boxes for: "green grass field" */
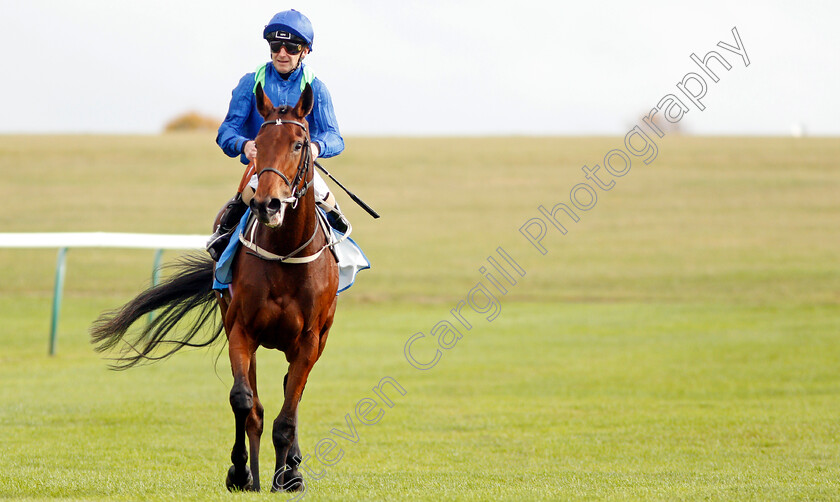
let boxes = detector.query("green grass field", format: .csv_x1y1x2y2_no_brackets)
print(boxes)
0,134,838,500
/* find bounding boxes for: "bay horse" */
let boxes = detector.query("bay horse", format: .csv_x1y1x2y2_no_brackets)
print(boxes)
91,82,338,492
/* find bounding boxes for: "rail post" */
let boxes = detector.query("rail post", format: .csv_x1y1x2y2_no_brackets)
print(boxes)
49,247,68,356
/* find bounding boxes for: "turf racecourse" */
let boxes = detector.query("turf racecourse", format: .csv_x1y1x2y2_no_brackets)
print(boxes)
0,134,838,500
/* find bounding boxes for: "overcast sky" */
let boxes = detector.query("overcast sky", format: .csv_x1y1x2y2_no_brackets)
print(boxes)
1,0,838,135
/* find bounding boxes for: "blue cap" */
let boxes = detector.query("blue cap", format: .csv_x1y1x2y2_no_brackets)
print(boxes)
264,10,314,51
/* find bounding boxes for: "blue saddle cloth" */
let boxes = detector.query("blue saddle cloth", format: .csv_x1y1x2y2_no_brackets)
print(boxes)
212,208,370,294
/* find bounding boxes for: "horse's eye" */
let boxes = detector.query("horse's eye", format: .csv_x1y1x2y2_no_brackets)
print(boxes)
294,142,303,152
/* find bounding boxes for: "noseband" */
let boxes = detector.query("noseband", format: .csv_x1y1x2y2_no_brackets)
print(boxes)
256,118,313,208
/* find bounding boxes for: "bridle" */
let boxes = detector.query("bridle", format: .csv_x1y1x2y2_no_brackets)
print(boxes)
239,116,340,264
255,118,313,209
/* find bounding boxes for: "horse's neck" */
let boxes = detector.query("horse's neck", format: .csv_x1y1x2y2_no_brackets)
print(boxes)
257,194,320,256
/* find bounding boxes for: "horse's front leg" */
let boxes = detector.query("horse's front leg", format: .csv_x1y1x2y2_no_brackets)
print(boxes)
281,372,305,477
271,337,319,492
245,354,265,491
226,326,256,491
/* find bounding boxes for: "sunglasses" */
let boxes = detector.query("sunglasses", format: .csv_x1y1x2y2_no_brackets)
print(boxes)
269,40,304,55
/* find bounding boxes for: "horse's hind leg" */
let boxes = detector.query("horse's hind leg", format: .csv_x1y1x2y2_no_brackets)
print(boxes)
245,354,265,491
225,327,256,491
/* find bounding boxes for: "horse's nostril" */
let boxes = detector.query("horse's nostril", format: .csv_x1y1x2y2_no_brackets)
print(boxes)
266,198,283,212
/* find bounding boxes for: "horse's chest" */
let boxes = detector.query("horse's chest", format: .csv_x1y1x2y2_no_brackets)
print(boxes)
232,249,338,350
244,285,326,349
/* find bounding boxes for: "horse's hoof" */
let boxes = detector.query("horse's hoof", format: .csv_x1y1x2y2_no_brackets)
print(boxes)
284,475,304,492
271,473,304,492
225,464,254,492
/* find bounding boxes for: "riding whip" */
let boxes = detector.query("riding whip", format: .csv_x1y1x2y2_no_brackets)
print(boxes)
314,161,380,218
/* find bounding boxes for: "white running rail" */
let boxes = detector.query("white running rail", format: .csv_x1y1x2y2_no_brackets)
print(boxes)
0,232,207,355
0,232,206,249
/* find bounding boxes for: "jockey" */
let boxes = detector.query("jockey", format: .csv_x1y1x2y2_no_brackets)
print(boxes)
208,9,345,260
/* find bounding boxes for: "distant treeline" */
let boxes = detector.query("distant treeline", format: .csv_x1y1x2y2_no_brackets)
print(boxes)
164,112,221,133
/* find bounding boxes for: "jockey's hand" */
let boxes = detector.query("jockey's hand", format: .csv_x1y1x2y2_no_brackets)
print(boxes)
310,142,320,159
243,141,257,161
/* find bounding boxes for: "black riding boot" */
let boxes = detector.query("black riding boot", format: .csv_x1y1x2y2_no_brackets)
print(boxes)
206,193,249,261
318,200,350,234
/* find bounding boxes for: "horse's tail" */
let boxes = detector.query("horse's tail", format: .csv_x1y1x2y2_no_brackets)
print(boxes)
90,253,224,370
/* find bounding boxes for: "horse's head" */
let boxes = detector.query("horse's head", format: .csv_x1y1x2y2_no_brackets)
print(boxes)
250,82,315,228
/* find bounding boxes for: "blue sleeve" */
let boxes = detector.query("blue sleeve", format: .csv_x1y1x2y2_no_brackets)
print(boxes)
216,73,257,163
308,78,344,159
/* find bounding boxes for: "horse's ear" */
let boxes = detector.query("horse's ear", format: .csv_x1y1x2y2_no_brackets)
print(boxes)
293,83,314,119
255,82,275,119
